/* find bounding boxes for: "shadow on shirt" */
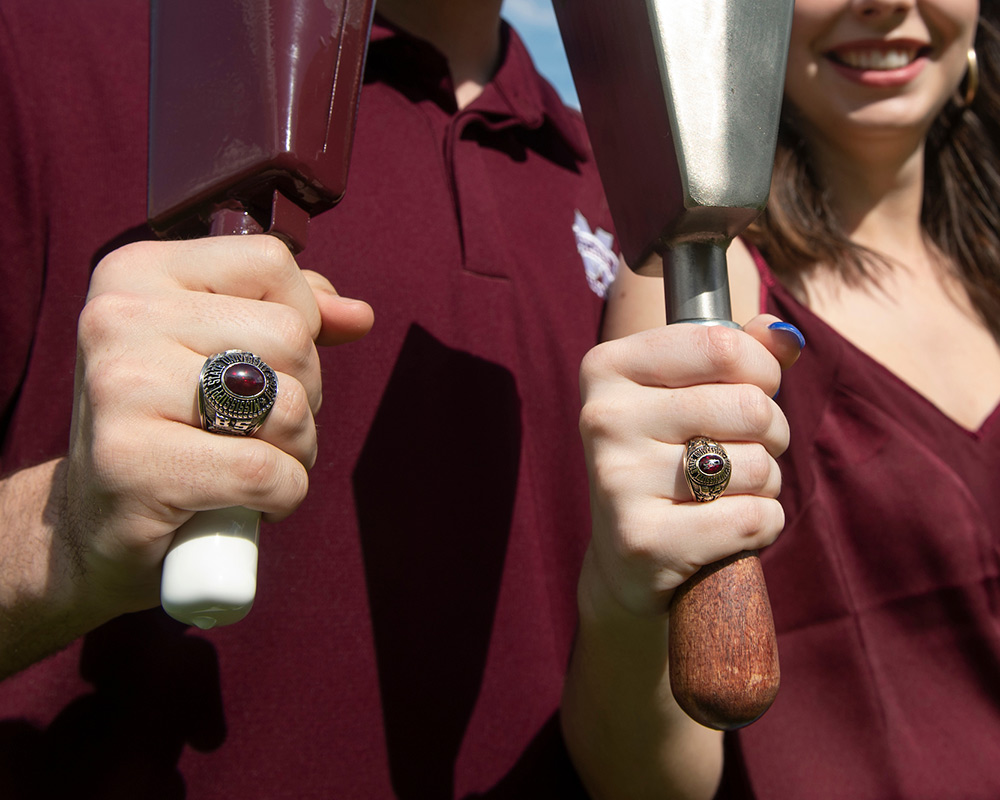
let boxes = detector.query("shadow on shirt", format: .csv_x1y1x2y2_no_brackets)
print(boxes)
354,325,586,799
355,324,521,798
0,612,225,799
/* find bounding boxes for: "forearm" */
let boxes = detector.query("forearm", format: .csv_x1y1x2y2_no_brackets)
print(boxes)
562,547,723,800
0,459,110,679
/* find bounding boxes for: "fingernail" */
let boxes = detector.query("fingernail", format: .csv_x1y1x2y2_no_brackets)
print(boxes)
768,321,806,350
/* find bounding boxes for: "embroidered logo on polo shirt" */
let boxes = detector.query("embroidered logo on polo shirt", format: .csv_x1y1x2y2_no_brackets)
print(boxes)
573,210,618,299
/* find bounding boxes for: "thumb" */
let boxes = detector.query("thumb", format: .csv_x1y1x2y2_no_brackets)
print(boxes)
742,314,805,371
302,269,375,346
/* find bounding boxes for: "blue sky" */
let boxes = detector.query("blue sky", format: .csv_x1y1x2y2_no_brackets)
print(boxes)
500,0,578,107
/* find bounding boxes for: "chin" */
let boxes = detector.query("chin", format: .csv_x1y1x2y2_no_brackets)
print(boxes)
793,86,949,148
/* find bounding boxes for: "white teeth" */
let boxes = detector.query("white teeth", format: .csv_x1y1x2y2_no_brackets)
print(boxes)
838,48,916,70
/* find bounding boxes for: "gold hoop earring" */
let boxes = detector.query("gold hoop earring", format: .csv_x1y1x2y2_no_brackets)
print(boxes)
962,48,979,107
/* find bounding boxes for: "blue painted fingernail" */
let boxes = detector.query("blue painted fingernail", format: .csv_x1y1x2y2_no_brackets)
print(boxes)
768,321,806,350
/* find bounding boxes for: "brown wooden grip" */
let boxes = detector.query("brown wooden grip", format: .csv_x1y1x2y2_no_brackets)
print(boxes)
668,550,779,730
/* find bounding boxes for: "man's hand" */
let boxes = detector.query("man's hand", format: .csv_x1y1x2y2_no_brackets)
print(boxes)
0,235,373,676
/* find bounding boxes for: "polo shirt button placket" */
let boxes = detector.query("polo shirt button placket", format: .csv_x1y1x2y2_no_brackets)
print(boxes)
445,111,515,281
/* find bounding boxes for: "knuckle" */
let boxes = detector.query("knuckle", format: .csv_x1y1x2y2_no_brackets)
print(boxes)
765,460,784,498
743,445,775,491
610,513,694,600
83,359,123,409
771,410,792,457
702,325,743,374
275,460,310,510
248,234,295,273
589,453,636,502
599,496,672,564
579,398,612,439
233,442,309,511
580,410,642,490
579,343,613,386
277,378,314,433
301,439,319,472
732,497,769,538
273,306,316,364
90,241,160,290
227,236,296,291
767,499,785,544
735,384,772,438
731,497,784,546
78,291,148,348
610,514,659,567
233,442,283,496
80,343,164,410
754,498,786,547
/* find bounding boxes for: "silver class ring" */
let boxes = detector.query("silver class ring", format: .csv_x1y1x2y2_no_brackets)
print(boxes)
198,350,278,436
684,436,732,503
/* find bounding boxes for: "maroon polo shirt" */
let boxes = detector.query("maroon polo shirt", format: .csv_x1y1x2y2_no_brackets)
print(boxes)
0,3,615,797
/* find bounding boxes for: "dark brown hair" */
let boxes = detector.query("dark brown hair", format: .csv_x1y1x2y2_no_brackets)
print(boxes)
746,10,1000,336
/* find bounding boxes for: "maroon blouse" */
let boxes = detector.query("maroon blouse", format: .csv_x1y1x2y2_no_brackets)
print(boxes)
720,247,1000,798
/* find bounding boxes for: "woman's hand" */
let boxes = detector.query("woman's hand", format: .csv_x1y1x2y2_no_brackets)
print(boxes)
564,314,803,800
578,315,802,618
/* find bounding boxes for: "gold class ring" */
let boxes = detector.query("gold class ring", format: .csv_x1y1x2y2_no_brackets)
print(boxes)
684,437,732,502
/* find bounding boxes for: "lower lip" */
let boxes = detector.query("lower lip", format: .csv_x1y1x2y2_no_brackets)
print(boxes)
826,55,927,88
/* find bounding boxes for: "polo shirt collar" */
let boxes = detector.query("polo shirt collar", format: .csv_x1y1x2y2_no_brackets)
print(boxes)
367,14,588,161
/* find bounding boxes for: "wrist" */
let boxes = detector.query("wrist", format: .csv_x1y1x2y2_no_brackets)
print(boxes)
0,459,118,677
566,546,724,800
577,542,676,627
575,545,674,661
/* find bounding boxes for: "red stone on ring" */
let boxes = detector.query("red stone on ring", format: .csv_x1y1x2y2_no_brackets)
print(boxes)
698,453,725,475
223,363,266,397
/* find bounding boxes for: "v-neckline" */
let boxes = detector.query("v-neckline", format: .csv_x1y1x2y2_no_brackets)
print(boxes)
760,265,1000,441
